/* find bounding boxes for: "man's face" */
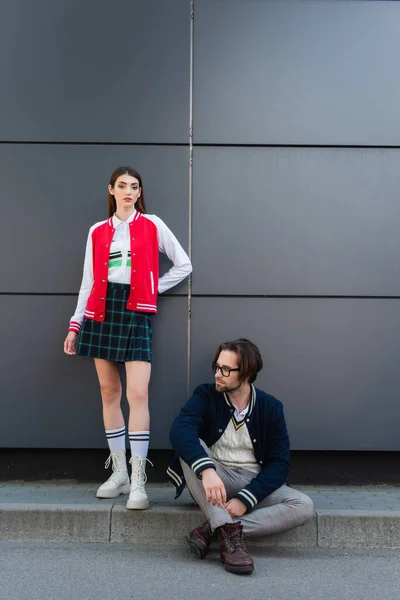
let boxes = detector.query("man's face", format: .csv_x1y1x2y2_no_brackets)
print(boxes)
214,350,242,393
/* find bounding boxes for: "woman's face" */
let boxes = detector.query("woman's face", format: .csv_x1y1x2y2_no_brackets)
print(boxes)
109,174,141,212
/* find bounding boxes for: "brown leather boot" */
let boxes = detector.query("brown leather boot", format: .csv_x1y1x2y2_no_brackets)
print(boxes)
187,521,214,559
216,522,254,575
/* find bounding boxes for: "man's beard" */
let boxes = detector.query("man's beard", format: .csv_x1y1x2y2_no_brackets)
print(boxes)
215,380,242,394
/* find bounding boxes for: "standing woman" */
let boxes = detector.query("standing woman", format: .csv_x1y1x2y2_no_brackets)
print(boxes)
64,166,192,509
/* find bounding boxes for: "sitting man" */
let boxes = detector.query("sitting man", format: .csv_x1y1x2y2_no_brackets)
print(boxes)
167,338,314,575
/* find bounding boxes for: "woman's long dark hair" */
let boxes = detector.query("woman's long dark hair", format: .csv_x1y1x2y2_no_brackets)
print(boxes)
108,166,147,217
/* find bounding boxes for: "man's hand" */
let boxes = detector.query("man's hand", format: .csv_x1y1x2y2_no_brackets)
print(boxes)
225,498,247,517
201,468,227,507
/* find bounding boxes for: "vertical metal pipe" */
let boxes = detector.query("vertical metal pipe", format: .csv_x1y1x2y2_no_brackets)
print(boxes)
187,0,194,397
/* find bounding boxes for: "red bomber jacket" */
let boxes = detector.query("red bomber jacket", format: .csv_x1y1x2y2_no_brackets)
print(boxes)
68,212,192,333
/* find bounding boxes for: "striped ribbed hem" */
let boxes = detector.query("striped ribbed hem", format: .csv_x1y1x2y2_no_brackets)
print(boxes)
136,303,157,313
106,427,126,440
129,432,150,441
129,431,150,459
106,426,126,451
68,321,81,333
236,487,258,510
84,311,96,319
190,456,216,479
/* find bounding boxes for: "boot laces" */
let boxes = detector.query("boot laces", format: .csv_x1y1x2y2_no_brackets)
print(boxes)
104,452,125,484
222,526,245,553
129,457,153,490
198,521,212,537
230,528,245,550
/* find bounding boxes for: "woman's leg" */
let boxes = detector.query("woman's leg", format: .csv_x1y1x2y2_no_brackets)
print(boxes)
125,360,152,510
126,360,151,457
125,360,151,432
93,358,130,498
94,358,123,430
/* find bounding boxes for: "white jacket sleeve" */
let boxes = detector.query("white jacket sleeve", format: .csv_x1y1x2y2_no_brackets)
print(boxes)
149,215,192,294
68,227,94,333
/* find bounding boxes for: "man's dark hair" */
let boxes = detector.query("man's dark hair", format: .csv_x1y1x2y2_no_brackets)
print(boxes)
213,338,263,384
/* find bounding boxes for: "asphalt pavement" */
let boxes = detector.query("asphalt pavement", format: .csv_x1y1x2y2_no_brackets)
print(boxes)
0,541,399,600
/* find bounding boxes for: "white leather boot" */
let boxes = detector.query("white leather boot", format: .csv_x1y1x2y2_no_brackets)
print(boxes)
126,456,152,510
96,450,130,499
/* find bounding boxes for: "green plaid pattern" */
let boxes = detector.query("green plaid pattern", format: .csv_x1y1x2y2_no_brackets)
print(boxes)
77,282,152,362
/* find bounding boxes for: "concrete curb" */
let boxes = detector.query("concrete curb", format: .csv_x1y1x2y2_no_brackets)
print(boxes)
317,510,400,549
1,504,400,548
0,504,111,543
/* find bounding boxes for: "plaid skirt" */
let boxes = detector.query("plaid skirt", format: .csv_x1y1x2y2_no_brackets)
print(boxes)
77,282,152,363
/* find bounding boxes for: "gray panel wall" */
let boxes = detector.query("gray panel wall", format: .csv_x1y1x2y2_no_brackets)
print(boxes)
192,147,400,296
0,145,189,294
0,296,187,449
0,0,189,142
1,0,399,450
190,298,400,451
0,0,190,449
194,0,400,145
191,0,400,450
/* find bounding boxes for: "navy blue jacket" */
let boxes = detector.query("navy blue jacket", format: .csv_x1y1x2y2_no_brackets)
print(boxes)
167,383,291,511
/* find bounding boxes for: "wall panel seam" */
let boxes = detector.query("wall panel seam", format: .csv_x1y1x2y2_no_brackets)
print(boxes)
192,144,400,150
187,0,195,397
0,141,190,146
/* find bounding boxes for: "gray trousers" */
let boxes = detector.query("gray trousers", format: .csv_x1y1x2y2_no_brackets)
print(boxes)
180,443,314,537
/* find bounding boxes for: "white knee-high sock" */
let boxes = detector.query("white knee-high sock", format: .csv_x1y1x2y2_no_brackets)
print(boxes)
105,426,126,452
129,431,150,458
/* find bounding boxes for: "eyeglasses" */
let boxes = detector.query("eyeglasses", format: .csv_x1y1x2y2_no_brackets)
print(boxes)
212,362,240,377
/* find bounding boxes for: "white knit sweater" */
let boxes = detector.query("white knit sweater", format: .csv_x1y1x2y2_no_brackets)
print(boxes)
210,418,261,474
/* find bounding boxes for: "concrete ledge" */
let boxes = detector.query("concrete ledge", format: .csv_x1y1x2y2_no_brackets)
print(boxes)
111,505,318,547
0,504,111,543
1,503,400,548
110,504,202,544
317,510,400,549
250,516,318,548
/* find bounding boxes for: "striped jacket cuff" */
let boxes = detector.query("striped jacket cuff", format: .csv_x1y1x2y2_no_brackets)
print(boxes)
68,321,81,334
166,466,185,499
190,456,216,479
236,487,258,510
166,466,183,488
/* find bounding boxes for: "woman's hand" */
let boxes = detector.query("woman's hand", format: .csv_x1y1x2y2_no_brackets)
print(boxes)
64,332,78,355
201,468,227,507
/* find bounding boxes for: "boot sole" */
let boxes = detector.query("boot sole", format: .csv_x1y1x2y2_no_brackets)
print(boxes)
187,538,208,559
125,499,150,510
222,560,254,575
96,484,131,499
